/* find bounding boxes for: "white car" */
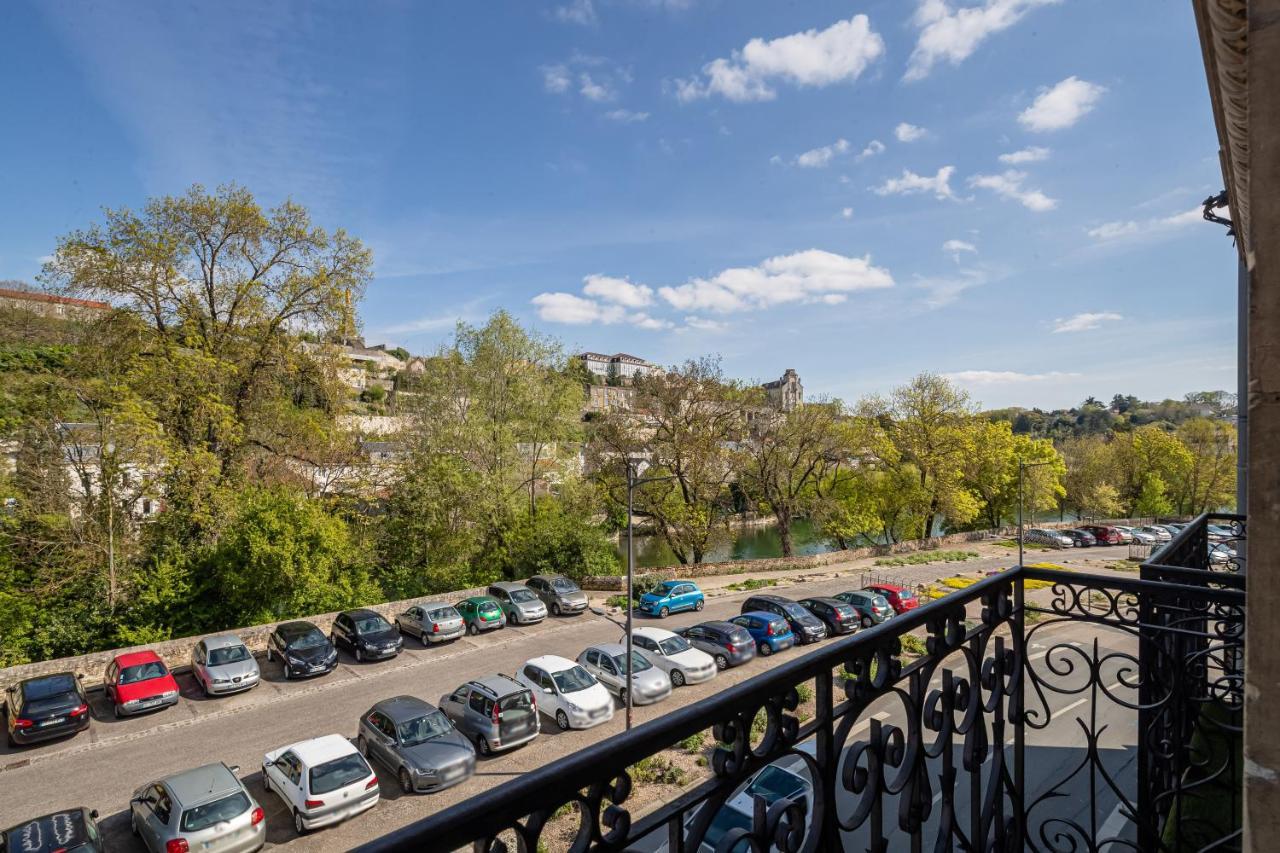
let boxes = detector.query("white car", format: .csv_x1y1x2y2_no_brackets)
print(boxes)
515,655,614,731
630,628,717,687
1122,526,1158,545
262,734,379,835
1024,528,1073,548
1138,525,1173,542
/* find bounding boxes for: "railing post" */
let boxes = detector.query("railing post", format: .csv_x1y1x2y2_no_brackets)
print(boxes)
815,666,837,849
1013,571,1026,850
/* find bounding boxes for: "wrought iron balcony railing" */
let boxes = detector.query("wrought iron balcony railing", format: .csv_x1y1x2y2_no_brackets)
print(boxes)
358,513,1245,853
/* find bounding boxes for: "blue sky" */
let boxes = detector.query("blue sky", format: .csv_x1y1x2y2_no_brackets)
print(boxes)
0,0,1236,409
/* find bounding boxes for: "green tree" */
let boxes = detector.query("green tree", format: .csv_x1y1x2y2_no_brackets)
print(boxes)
1060,436,1122,518
1175,418,1236,513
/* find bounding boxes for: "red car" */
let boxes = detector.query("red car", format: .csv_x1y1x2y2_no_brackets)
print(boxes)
104,651,180,718
864,583,919,615
1080,525,1125,545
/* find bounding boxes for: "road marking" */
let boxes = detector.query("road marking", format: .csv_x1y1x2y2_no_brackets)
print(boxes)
1097,800,1132,850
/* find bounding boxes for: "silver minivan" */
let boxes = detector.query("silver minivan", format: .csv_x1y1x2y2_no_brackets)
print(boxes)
527,574,589,616
439,675,540,756
487,582,548,625
130,762,265,853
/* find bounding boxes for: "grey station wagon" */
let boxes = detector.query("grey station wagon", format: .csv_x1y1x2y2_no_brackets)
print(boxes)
526,574,589,616
130,762,265,853
357,695,475,794
487,582,548,625
439,675,540,756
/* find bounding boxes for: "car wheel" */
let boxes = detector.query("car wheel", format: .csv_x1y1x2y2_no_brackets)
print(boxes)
6,730,16,748
659,606,669,618
283,664,292,681
294,809,308,835
265,647,273,662
113,702,122,719
355,647,364,663
551,603,561,617
468,622,479,636
862,616,873,628
759,643,773,657
400,768,414,794
714,654,729,670
670,669,686,687
262,767,271,793
131,814,139,836
618,688,628,706
357,735,368,756
556,710,571,731
695,599,704,612
477,736,492,756
201,677,211,697
422,633,432,647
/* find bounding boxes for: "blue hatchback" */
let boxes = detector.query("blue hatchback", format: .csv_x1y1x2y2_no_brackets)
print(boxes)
729,612,796,657
639,581,705,618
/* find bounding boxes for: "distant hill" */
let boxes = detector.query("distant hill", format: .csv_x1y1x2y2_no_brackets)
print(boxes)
985,391,1237,439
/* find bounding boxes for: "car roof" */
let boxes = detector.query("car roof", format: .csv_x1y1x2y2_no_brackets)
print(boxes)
529,573,567,581
470,673,526,696
342,608,382,619
526,654,580,673
489,581,528,591
460,595,498,603
163,762,241,808
287,734,360,766
800,596,846,606
592,642,630,657
739,610,786,622
660,579,695,587
115,650,163,666
866,583,904,593
692,620,738,632
745,593,793,604
202,634,246,650
633,626,678,640
373,694,439,723
276,620,320,637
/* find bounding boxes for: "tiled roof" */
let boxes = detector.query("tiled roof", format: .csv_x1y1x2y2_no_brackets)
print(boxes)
0,287,110,310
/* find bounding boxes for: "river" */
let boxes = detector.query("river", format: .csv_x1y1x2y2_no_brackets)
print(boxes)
617,517,841,568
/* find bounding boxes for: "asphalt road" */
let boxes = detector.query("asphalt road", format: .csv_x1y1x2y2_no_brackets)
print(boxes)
0,545,1134,851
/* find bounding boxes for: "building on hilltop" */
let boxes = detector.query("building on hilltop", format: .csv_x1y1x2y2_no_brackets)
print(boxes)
578,352,660,385
762,369,803,412
0,284,111,321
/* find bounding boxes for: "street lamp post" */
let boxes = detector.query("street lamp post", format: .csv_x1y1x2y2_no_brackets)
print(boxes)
1018,459,1052,568
623,457,675,730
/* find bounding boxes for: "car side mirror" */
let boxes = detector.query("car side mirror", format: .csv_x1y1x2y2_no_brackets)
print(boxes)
263,759,275,768
228,764,240,774
89,809,99,819
543,687,553,695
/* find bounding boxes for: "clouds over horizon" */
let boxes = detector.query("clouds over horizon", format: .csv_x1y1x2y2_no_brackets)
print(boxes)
1087,206,1206,242
873,166,957,200
1052,311,1123,333
905,0,1060,81
1019,76,1106,131
944,369,1081,385
673,14,885,102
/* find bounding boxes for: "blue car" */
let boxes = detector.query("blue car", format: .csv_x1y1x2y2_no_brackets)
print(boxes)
729,612,795,657
639,581,705,618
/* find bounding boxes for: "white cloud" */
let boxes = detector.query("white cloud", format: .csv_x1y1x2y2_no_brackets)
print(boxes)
872,166,957,200
542,64,572,94
841,207,854,219
968,170,1056,211
999,145,1050,164
582,274,654,307
915,268,987,308
1051,311,1123,333
856,139,885,160
1086,206,1207,242
673,14,885,102
942,239,977,254
554,0,597,25
531,292,671,329
905,0,1059,81
795,138,850,168
657,249,894,313
604,108,650,123
944,369,1081,384
1019,76,1106,132
683,316,727,332
579,73,614,102
895,122,926,142
632,313,674,330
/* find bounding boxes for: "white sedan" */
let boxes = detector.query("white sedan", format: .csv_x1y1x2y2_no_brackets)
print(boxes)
515,655,614,731
630,627,717,687
262,734,380,835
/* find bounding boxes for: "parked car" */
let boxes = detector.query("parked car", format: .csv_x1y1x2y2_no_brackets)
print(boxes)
262,734,379,835
674,620,757,670
639,580,705,618
488,582,548,625
265,621,337,680
105,651,180,718
1024,528,1074,548
1121,526,1159,545
357,695,475,794
1209,542,1238,564
1207,523,1237,542
740,594,828,644
396,603,466,645
796,597,860,636
131,762,265,853
191,634,260,697
578,643,673,705
862,584,919,616
1111,526,1136,544
454,596,506,636
691,756,813,853
1080,525,1124,545
729,612,796,657
516,655,615,731
630,627,717,686
1063,528,1098,547
1161,523,1188,536
438,675,539,755
331,609,403,663
5,672,90,748
832,591,894,627
1139,525,1173,542
1,808,105,853
527,573,589,616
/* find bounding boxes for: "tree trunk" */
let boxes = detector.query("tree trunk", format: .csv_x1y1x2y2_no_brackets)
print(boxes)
777,510,794,558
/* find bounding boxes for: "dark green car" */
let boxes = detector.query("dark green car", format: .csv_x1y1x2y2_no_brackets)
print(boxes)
832,591,894,627
455,596,506,635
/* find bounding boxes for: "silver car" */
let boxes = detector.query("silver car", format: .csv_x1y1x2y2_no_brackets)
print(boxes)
130,762,265,853
396,603,466,645
578,643,672,706
439,675,540,756
1025,528,1073,548
527,574,589,616
358,695,476,794
191,634,260,696
487,582,548,625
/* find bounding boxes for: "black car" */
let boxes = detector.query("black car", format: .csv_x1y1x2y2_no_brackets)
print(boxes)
1064,528,1098,547
5,672,91,747
796,597,860,636
265,620,337,679
0,808,104,853
740,595,828,645
332,608,404,662
676,620,758,670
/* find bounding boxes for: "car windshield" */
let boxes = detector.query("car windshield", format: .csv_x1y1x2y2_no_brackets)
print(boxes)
208,645,250,666
509,589,537,603
355,615,391,634
398,710,453,746
22,675,77,702
2,811,91,853
119,662,167,684
288,629,329,650
427,606,459,622
552,578,579,592
180,791,250,832
611,652,652,673
552,666,596,693
657,635,692,655
309,753,371,795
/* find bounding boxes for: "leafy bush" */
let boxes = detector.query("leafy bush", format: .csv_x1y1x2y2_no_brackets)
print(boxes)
725,578,779,592
940,576,976,589
900,634,927,655
678,731,707,753
630,756,687,786
875,550,979,567
795,683,813,704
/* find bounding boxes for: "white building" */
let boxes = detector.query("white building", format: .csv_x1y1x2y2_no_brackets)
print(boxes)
578,352,660,384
